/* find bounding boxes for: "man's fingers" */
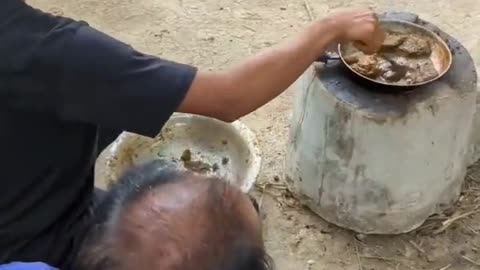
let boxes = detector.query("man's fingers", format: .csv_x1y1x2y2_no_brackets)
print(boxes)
353,43,374,54
362,19,385,54
373,24,386,49
354,32,384,54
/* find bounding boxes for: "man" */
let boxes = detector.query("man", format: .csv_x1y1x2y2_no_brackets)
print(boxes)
0,0,384,268
73,160,272,270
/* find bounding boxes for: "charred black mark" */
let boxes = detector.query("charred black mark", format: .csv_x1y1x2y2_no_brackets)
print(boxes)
361,179,395,208
291,79,313,151
285,175,294,185
427,102,440,116
327,104,355,163
318,160,347,205
336,136,354,162
377,212,387,217
354,165,367,181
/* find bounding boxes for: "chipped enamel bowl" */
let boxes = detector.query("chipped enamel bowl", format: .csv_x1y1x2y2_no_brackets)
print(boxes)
95,113,261,193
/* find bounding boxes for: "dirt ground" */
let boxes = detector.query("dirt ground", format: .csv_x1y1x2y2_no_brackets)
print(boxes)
29,0,480,269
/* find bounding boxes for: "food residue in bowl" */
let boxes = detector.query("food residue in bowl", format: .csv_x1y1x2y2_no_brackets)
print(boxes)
222,157,229,165
180,149,192,162
179,149,228,174
183,160,213,173
344,31,439,85
180,149,210,173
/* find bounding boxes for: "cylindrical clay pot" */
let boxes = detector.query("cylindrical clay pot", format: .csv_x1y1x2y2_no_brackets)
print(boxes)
285,16,478,234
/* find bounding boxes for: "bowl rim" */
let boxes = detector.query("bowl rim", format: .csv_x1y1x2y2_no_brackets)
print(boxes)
96,113,262,193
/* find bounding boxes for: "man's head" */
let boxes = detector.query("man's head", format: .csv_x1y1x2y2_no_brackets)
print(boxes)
74,160,273,270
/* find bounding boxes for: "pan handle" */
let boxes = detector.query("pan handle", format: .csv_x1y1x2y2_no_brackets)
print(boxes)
316,52,341,63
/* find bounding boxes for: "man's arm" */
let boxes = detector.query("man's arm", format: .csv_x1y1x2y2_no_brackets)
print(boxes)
179,10,384,122
2,5,381,136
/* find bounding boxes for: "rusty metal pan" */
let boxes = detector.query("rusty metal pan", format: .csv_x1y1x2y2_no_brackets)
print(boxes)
320,19,453,88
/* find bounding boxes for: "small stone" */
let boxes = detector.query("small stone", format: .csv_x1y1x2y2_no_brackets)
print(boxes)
355,233,367,241
273,175,280,182
307,260,315,265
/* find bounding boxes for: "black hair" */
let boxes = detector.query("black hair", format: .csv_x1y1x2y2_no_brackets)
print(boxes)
73,159,274,270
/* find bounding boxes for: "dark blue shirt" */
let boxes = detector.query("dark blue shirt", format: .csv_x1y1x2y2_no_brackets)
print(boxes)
0,0,197,268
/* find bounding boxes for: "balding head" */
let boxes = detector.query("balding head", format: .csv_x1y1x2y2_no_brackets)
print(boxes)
74,160,273,270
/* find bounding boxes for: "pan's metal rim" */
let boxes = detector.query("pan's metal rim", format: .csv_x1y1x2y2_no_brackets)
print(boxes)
338,19,453,88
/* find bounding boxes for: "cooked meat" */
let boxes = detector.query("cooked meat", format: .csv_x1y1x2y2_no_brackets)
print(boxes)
376,58,392,74
382,33,407,49
398,36,432,56
343,30,436,85
350,55,383,78
404,60,439,83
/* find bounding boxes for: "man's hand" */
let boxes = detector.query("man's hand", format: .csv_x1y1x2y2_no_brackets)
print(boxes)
321,9,385,54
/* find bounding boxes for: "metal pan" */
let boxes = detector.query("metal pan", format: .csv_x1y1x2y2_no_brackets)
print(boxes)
319,19,453,88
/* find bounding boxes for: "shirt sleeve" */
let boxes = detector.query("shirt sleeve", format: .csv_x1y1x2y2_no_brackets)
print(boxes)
37,20,197,137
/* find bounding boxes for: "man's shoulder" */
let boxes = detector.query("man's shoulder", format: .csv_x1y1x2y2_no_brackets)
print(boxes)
0,1,84,72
